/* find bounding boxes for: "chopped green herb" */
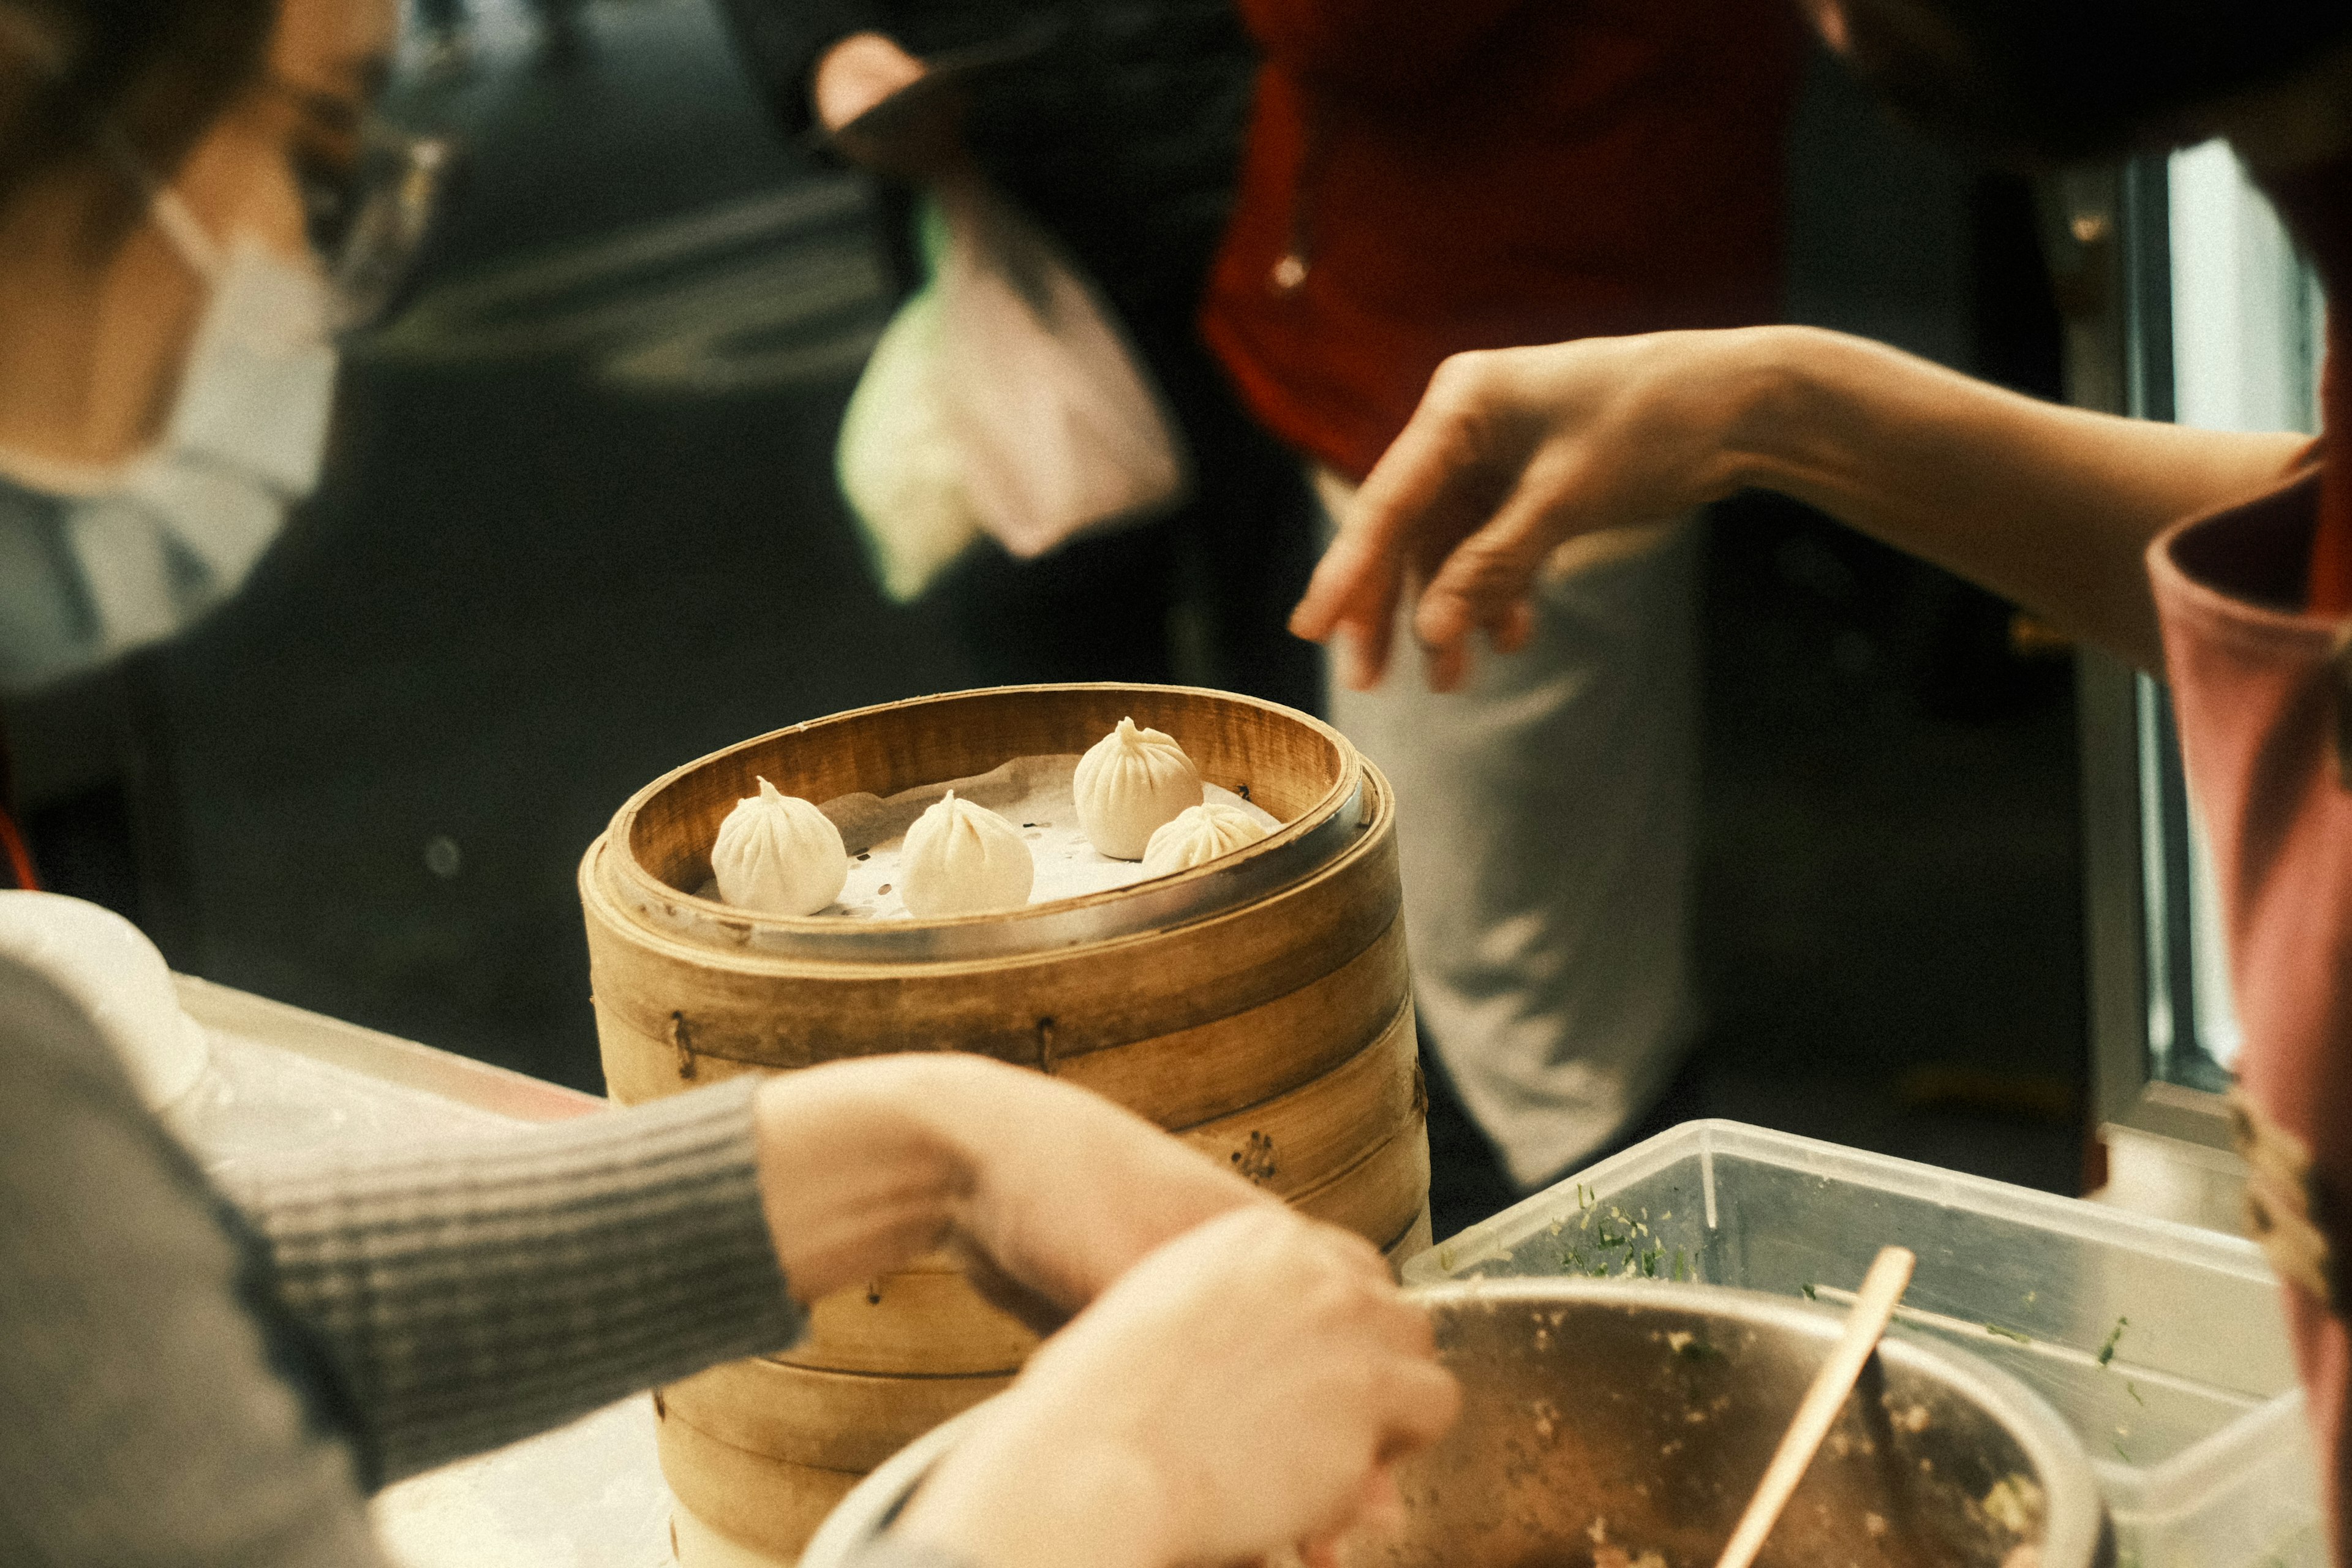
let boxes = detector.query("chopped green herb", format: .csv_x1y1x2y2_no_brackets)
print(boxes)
2127,1382,2146,1408
1672,1250,1689,1281
2113,1441,2133,1463
1985,1322,2032,1345
2097,1316,2129,1368
1801,1283,1818,1300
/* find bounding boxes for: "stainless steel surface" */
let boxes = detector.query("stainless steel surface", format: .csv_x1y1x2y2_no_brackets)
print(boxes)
172,974,604,1129
804,1281,2106,1568
165,976,671,1568
1352,1281,2103,1568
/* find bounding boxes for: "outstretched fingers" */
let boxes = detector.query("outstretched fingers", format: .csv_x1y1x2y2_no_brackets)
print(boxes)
1291,486,1408,691
1409,464,1576,682
1292,364,1508,687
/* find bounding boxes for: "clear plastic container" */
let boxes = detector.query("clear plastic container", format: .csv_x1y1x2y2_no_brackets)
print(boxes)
1401,1120,2318,1568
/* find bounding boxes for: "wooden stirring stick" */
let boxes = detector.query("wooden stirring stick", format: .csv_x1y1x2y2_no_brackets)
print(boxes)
1712,1246,1918,1568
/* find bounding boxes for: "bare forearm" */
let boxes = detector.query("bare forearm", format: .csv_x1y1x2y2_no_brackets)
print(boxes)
1732,326,2307,670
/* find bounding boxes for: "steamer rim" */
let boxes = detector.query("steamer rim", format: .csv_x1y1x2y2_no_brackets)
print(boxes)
599,684,1372,962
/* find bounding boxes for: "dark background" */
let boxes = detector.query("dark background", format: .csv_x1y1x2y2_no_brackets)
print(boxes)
2,0,2088,1202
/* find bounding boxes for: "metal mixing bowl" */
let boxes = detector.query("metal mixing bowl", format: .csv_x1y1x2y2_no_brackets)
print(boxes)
801,1280,2109,1568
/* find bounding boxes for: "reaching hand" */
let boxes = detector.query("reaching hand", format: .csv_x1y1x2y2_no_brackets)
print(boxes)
893,1207,1462,1568
812,31,965,179
933,1060,1283,1332
1290,330,1768,692
751,1055,1270,1332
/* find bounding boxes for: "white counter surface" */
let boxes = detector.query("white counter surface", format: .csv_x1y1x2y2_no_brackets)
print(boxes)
167,976,682,1568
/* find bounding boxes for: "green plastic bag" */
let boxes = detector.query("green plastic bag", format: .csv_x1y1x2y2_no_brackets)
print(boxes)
835,198,982,603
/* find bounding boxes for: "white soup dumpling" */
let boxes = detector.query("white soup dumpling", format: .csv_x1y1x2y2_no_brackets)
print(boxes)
1140,802,1270,877
901,791,1035,916
711,776,850,915
1073,716,1203,859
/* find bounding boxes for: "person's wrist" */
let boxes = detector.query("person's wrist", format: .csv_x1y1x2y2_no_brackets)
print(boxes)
900,1054,1103,1202
893,1402,1178,1568
886,1054,1016,1182
750,1060,972,1298
1717,323,1825,496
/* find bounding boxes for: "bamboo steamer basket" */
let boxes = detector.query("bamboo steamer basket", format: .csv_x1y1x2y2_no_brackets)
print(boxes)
581,684,1425,1561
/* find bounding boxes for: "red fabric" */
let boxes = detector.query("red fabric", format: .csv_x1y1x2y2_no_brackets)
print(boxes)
2149,474,2352,1566
0,804,35,891
2260,154,2352,614
1199,0,1806,481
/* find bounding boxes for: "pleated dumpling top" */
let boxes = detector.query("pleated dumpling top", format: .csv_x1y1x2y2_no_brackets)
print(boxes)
901,791,1035,917
1140,801,1269,877
1073,717,1203,859
710,777,850,916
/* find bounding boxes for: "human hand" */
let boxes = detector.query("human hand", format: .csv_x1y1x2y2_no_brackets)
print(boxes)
812,31,963,178
751,1055,1271,1330
1290,329,1775,692
891,1207,1462,1568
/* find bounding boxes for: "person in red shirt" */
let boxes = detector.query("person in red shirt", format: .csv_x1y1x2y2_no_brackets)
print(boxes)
1199,0,1806,1232
1290,0,2352,1555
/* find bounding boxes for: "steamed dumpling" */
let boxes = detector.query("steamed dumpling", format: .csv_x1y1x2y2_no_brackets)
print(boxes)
1141,802,1270,876
711,776,849,915
1073,717,1203,859
902,791,1035,916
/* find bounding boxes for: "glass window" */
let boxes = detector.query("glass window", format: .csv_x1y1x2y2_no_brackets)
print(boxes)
2114,143,2323,1101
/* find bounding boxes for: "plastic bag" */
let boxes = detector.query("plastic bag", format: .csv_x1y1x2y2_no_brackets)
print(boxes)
835,206,978,603
836,183,1188,602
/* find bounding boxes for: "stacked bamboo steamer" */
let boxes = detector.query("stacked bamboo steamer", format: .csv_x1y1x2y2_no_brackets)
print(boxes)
580,684,1427,1564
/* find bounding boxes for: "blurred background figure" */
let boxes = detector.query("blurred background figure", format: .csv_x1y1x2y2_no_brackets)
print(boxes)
412,0,475,74
715,0,1321,712
0,0,443,690
410,0,590,77
1199,0,1806,1238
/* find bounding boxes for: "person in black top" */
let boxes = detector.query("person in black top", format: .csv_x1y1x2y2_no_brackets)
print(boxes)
715,0,1322,712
